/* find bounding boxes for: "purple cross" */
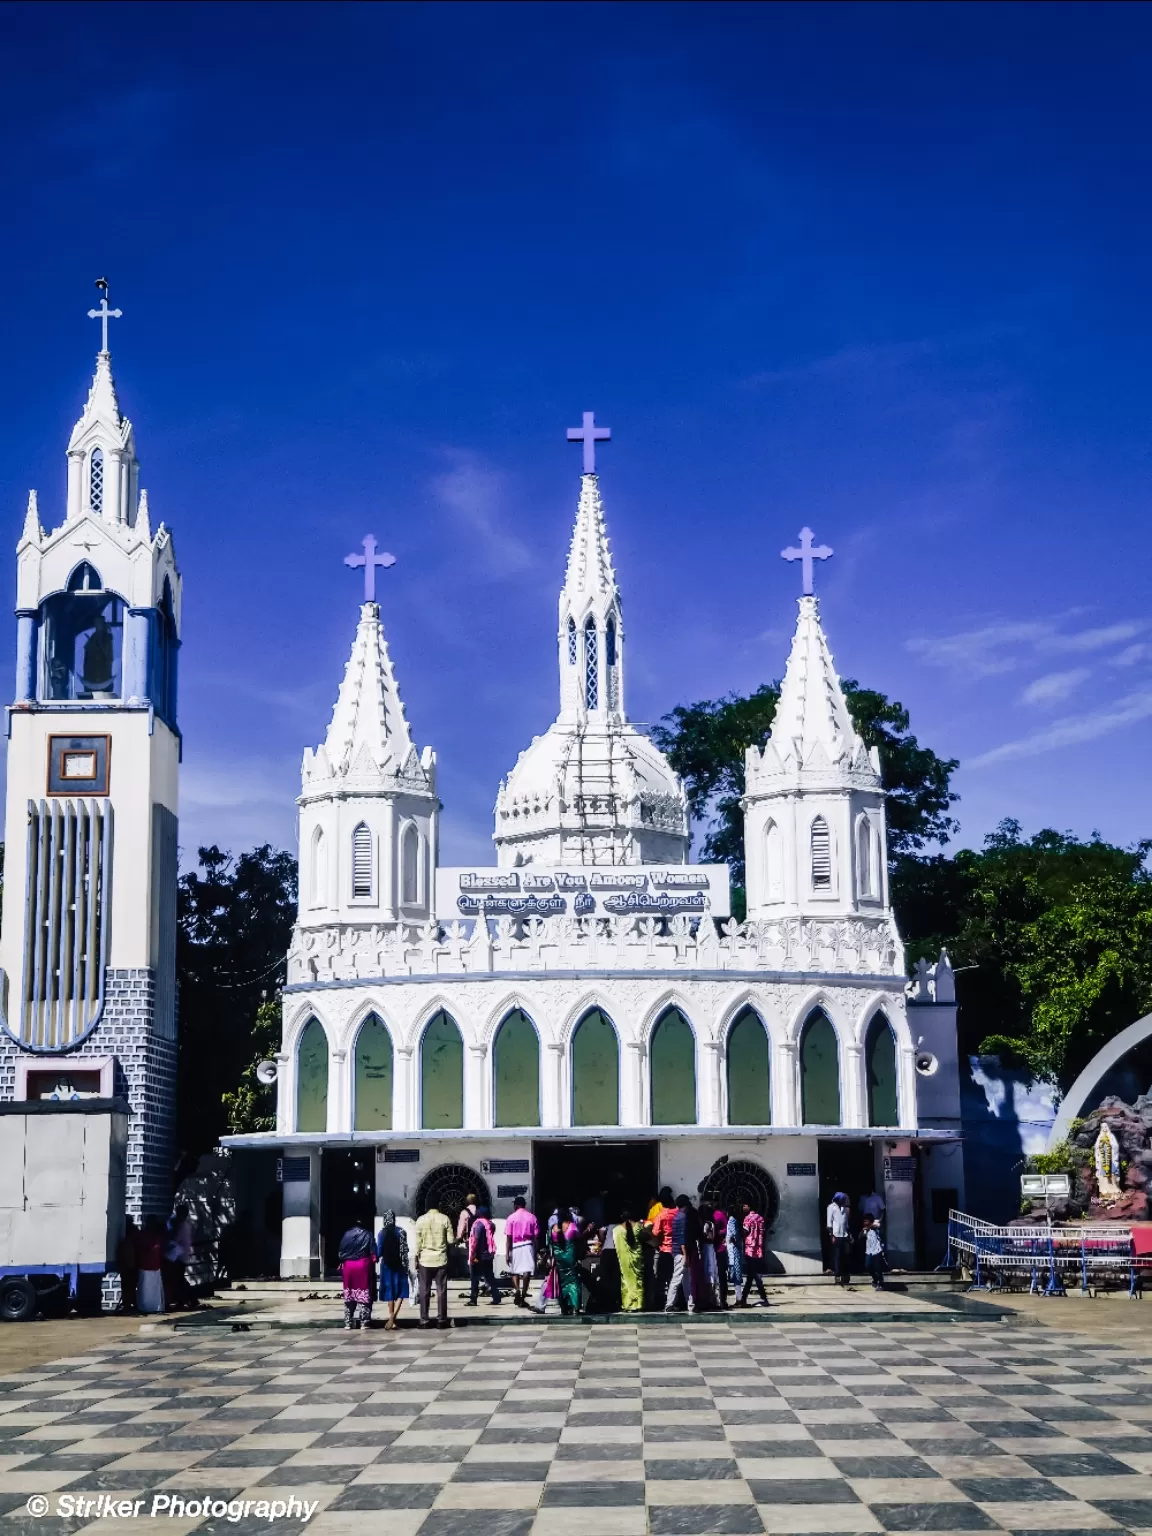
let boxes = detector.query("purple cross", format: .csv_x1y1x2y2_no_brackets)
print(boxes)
344,535,396,602
781,526,833,595
567,411,611,474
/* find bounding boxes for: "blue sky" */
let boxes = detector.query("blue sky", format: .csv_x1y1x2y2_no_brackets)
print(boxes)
3,1,1151,866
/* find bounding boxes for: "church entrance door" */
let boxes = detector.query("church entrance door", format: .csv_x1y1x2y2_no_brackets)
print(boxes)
320,1148,376,1277
817,1139,874,1272
533,1140,658,1227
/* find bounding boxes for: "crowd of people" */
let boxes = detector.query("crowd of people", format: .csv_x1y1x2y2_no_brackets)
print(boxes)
337,1183,887,1328
114,1204,201,1314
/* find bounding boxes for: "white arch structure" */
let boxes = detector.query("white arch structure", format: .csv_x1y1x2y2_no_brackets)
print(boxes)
1048,1011,1152,1148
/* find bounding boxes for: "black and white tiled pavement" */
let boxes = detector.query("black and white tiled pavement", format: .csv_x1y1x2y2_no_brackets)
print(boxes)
2,1320,1152,1536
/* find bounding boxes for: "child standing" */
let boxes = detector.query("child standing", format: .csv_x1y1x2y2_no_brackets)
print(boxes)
863,1216,886,1290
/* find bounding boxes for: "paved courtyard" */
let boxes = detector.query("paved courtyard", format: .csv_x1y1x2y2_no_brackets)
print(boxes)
2,1318,1152,1536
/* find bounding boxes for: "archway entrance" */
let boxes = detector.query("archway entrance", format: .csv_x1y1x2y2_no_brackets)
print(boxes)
533,1140,658,1229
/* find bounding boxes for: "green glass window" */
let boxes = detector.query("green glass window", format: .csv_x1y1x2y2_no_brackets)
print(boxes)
800,1010,841,1125
651,1008,697,1125
296,1017,328,1133
866,1014,899,1127
493,1009,540,1127
571,1009,619,1126
727,1007,771,1125
354,1014,393,1130
421,1010,464,1129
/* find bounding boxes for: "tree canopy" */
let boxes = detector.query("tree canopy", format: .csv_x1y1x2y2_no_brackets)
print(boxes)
176,844,297,1171
651,679,959,896
899,819,1152,1087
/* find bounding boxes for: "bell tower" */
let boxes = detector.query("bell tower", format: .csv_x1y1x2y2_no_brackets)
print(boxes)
0,287,182,1218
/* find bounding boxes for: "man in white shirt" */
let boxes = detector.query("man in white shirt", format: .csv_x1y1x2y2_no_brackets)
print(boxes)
825,1192,852,1287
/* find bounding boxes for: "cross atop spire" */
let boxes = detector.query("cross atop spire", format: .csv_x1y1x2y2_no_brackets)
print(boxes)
87,278,122,355
567,410,611,475
782,526,833,596
344,535,396,602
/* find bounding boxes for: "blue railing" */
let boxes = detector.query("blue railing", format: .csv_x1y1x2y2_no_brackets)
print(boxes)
946,1209,1144,1297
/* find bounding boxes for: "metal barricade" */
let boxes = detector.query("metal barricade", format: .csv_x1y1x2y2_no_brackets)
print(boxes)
946,1210,1144,1297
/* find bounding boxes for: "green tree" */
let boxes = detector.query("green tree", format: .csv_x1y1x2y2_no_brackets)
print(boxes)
651,679,959,915
221,993,282,1135
176,844,297,1171
947,820,1152,1085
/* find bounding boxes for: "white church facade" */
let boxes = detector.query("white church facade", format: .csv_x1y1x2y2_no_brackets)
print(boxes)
224,426,965,1277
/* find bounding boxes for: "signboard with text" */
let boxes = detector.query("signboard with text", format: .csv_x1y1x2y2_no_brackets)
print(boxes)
436,865,730,921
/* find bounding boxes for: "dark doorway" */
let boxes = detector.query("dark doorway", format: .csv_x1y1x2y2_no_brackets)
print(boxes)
817,1139,874,1272
320,1148,376,1276
533,1140,658,1228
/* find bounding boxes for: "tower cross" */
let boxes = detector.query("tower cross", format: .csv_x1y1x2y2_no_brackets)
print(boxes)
781,526,833,596
87,278,122,354
344,535,396,602
567,410,611,474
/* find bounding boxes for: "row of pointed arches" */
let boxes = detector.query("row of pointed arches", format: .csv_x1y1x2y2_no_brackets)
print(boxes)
294,1004,900,1134
566,614,618,710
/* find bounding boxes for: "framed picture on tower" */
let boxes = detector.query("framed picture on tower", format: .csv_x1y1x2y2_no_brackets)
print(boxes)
47,734,111,796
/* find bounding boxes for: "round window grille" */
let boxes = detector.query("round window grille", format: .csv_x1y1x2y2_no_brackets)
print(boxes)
413,1163,491,1228
699,1159,779,1225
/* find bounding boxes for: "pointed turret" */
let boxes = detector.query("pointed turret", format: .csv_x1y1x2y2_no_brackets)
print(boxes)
762,596,880,783
299,599,437,924
319,602,415,778
64,349,139,526
563,473,618,605
743,541,893,940
494,420,688,866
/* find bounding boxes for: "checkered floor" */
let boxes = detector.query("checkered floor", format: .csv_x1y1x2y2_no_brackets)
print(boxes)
2,1319,1152,1536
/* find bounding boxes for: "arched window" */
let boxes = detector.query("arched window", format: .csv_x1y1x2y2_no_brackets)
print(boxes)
650,1007,697,1125
41,582,124,701
800,1009,841,1124
493,1009,540,1127
401,824,420,905
567,616,577,665
727,1007,771,1125
421,1011,463,1129
584,617,598,709
310,828,327,909
605,617,617,667
153,577,179,727
857,815,874,899
351,822,373,898
296,1018,329,1133
811,816,832,891
764,820,783,902
866,1013,899,1127
571,1008,618,1126
354,1014,393,1130
68,562,102,592
89,447,104,516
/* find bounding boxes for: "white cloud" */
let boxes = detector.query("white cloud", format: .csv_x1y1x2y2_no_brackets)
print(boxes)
179,754,299,863
907,621,1057,679
1019,668,1090,707
1112,643,1150,668
967,689,1152,769
908,617,1146,680
431,450,533,578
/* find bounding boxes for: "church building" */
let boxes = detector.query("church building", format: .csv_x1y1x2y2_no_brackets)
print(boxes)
225,419,965,1277
0,294,182,1219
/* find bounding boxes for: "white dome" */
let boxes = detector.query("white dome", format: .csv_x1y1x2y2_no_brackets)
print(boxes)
494,718,689,867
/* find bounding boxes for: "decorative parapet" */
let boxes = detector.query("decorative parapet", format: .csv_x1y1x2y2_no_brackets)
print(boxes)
286,911,903,986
